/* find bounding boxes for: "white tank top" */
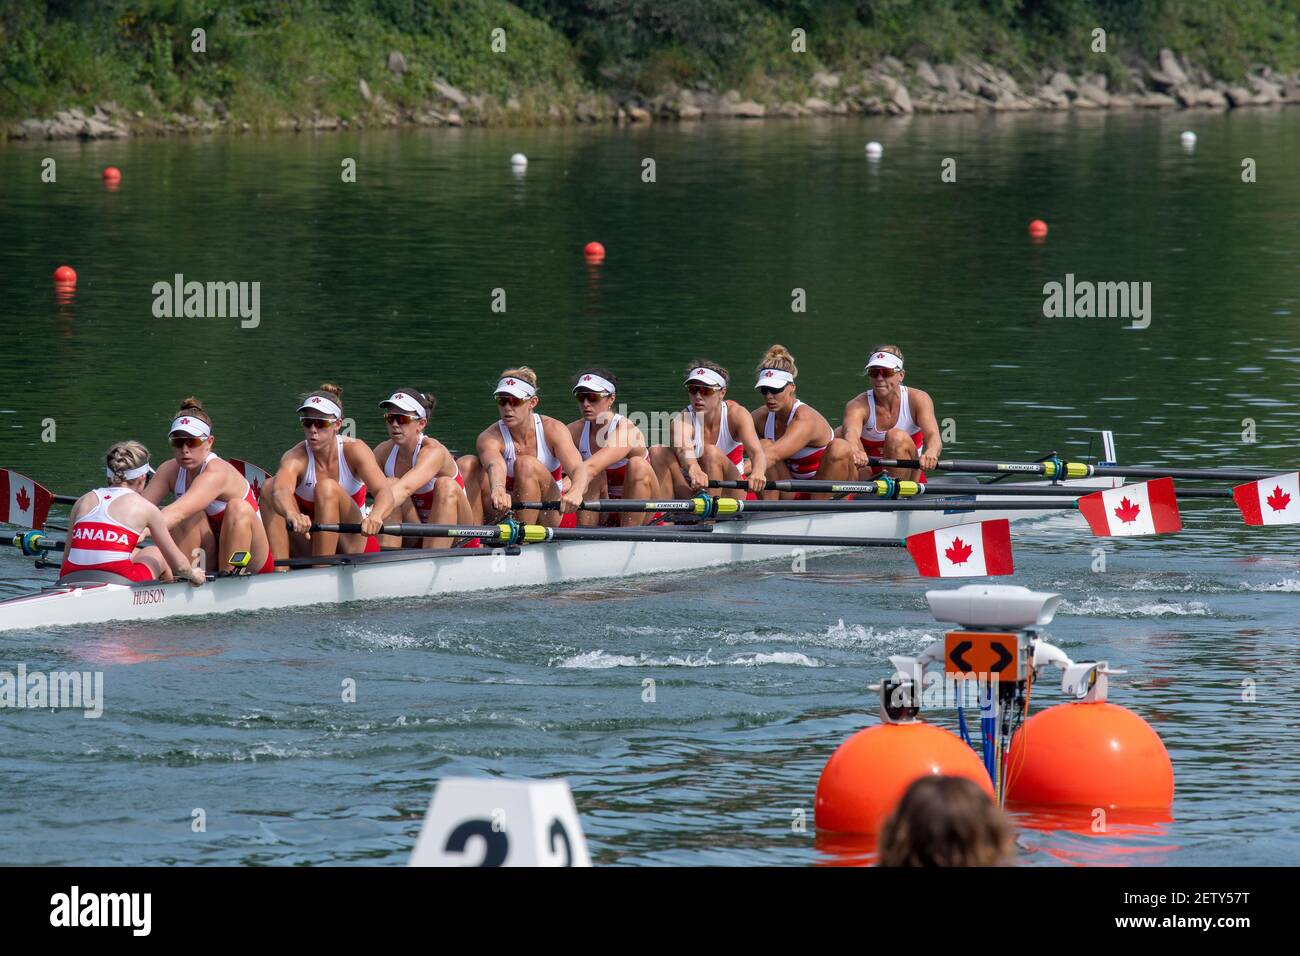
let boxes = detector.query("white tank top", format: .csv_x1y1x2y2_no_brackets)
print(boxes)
499,414,561,479
579,414,632,467
862,386,922,443
62,488,142,568
174,452,248,517
764,401,826,464
295,435,365,502
689,401,743,461
383,435,439,496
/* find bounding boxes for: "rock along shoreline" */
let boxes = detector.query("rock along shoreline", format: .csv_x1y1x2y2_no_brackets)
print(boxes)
9,47,1300,142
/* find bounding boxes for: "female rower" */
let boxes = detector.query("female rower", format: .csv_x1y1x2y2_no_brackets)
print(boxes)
59,441,205,587
142,397,274,574
458,367,587,527
747,345,835,499
565,368,658,527
260,384,391,559
362,388,474,548
820,345,941,483
648,360,767,499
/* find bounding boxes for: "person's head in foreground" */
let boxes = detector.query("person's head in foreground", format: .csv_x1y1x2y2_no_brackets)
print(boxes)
877,775,1015,867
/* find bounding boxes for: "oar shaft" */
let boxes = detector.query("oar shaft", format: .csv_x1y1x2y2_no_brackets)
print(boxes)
873,458,1285,482
708,479,1231,499
518,497,1075,513
313,522,904,548
5,532,64,552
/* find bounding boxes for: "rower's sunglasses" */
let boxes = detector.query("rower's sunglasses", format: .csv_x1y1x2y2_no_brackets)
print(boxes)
686,384,717,397
300,417,336,430
758,384,789,396
575,390,609,404
169,435,207,449
868,367,899,378
497,394,527,407
385,413,421,425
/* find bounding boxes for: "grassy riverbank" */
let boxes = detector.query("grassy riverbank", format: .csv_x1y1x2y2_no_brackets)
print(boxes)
3,0,1299,128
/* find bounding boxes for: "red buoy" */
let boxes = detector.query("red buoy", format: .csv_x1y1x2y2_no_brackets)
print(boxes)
584,241,605,262
102,166,122,183
53,265,77,284
815,723,993,834
1028,219,1048,238
1006,702,1173,809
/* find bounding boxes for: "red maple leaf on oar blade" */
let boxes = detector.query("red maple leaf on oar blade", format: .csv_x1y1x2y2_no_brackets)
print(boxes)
15,486,31,513
945,537,973,564
1114,497,1142,523
1267,486,1290,512
250,476,261,500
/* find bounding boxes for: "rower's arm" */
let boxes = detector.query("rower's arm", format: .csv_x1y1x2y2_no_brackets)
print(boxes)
841,395,869,452
271,454,306,519
477,431,508,497
910,389,943,461
346,441,392,502
143,500,198,576
160,466,223,528
729,402,768,477
368,446,441,522
546,419,589,496
141,464,173,506
671,413,699,469
760,407,822,461
582,418,640,477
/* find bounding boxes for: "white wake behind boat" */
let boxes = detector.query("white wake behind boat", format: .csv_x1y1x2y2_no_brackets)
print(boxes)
0,476,1119,632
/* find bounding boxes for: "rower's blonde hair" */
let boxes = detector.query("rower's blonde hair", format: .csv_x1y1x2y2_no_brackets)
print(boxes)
871,344,904,365
757,344,797,378
105,441,150,484
685,358,729,385
499,367,538,387
173,395,212,427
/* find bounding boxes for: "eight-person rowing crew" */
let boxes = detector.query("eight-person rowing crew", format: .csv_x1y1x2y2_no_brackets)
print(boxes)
56,344,942,586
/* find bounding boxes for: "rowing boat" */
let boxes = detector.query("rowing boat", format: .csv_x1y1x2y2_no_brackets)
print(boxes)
0,475,1118,632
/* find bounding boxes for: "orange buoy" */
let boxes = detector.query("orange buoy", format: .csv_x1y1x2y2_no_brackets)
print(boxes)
1028,219,1048,238
53,265,77,284
815,723,992,834
583,241,605,262
102,166,122,183
1006,702,1173,809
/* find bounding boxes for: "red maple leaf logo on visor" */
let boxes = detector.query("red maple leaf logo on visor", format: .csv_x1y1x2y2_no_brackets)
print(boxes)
1267,487,1291,512
505,379,516,386
1114,497,1142,523
945,537,973,564
15,486,31,513
310,397,321,404
582,375,592,381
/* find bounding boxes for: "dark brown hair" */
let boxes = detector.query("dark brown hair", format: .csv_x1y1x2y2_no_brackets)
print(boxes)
173,395,212,427
393,387,436,416
685,359,729,385
878,776,1015,867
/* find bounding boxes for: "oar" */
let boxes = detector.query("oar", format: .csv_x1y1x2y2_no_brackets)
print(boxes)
866,457,1287,482
708,478,1232,499
311,519,1017,577
514,497,1088,514
5,530,64,554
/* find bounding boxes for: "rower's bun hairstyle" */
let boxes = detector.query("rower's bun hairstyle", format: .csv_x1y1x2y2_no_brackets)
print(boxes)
572,367,619,397
757,344,797,378
395,387,436,416
685,359,729,385
303,383,344,413
499,367,538,387
871,344,904,365
174,395,212,426
105,440,150,484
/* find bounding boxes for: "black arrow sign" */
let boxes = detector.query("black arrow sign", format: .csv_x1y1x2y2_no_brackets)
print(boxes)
991,642,1013,673
949,640,973,672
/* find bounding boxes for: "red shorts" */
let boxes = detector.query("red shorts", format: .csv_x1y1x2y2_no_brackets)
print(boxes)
258,550,276,574
59,559,156,583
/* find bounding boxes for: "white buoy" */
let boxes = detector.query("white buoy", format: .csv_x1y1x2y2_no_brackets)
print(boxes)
510,152,528,169
1179,131,1196,147
864,141,883,159
410,777,591,867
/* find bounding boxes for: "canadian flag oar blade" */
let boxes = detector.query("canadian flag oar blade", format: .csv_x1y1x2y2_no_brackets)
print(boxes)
1076,477,1181,537
905,519,1014,578
228,458,272,502
0,468,55,530
1232,473,1300,526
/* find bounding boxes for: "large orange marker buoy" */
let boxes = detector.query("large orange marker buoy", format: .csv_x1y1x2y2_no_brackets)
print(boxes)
815,722,993,834
1006,701,1174,809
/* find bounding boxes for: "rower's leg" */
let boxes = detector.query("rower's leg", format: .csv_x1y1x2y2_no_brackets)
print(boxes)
335,495,373,555
424,477,464,549
260,476,292,560
647,446,683,499
247,508,273,575
619,457,657,527
578,472,607,527
813,438,857,499
379,498,419,549
456,455,486,524
882,428,921,482
133,546,171,581
513,456,556,527
170,510,214,570
701,446,737,499
763,459,794,500
216,498,255,572
311,478,344,556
